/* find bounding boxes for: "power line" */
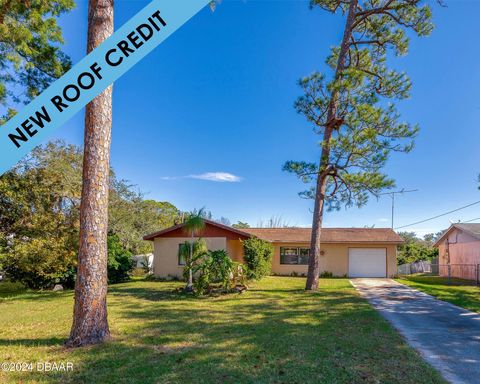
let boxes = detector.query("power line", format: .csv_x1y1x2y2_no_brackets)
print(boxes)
394,200,480,230
460,217,480,223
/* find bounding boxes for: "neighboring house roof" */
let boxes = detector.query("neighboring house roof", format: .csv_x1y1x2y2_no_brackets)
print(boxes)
241,227,403,244
434,223,480,247
144,220,403,244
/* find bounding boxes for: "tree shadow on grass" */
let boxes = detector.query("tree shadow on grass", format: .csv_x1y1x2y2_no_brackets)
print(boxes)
0,337,65,347
2,280,447,384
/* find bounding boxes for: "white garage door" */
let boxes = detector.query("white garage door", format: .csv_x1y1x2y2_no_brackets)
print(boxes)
348,248,386,278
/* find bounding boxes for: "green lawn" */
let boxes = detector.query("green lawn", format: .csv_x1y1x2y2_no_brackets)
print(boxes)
396,275,480,313
0,277,445,384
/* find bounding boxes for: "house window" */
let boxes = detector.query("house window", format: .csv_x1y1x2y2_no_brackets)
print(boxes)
280,247,310,265
178,244,186,266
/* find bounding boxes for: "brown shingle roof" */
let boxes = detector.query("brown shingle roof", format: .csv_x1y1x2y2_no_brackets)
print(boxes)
143,219,252,241
143,220,403,244
240,227,403,244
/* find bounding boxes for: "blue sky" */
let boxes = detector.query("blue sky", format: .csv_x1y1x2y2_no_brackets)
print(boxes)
50,0,480,235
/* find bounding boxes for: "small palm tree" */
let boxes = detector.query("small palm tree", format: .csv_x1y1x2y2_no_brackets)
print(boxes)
182,208,206,292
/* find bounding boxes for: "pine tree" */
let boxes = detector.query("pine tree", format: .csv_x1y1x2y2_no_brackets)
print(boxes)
66,0,114,347
284,0,434,290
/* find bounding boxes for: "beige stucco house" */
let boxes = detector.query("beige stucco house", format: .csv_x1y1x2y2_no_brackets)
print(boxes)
143,219,403,279
434,223,480,280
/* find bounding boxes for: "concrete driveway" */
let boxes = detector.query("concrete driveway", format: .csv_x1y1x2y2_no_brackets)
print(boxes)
350,278,480,384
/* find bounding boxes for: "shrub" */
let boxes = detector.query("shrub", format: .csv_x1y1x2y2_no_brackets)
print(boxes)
192,250,247,295
2,234,135,289
320,271,333,278
1,237,77,289
180,239,208,282
107,234,134,284
242,237,273,280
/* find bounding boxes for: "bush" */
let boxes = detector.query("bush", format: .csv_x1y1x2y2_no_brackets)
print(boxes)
192,250,247,295
2,234,135,289
180,239,208,282
1,237,77,289
242,237,273,280
107,234,134,284
320,271,333,278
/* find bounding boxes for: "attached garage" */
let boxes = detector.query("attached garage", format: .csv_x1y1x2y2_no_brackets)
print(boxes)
348,248,387,278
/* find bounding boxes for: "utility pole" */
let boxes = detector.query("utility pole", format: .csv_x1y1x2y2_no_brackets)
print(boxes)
377,189,418,228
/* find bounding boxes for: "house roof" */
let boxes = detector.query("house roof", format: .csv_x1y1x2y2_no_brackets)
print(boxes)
143,219,252,241
240,227,403,244
144,221,403,244
434,223,480,247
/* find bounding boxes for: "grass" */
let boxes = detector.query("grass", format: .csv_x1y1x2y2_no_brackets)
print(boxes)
396,275,480,313
0,277,446,384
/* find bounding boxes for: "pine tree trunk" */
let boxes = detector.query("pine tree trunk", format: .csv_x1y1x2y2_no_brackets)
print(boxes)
66,0,114,347
306,0,358,291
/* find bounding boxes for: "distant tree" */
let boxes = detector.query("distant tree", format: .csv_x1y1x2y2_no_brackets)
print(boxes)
284,0,434,290
0,142,82,289
141,200,179,228
232,221,250,229
0,141,178,260
217,216,231,226
257,215,292,228
423,231,444,246
397,231,438,265
398,231,419,244
109,192,179,254
0,0,73,121
0,141,179,290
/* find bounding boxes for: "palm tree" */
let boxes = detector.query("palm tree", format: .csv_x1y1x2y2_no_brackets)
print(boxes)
66,0,114,347
182,208,206,292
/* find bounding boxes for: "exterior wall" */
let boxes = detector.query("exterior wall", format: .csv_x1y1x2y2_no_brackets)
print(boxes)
271,242,397,278
226,239,244,263
153,237,227,278
152,236,398,278
437,228,480,279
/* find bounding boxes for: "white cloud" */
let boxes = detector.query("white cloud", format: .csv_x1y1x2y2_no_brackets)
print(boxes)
190,172,242,182
161,172,243,183
378,218,390,223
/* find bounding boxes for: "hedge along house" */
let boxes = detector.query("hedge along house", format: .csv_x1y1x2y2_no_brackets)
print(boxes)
143,219,404,279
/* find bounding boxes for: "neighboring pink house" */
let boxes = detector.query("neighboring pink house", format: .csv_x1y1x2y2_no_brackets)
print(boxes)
434,223,480,280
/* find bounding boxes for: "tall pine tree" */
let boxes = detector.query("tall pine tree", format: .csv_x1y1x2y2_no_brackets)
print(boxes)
66,0,114,347
284,0,434,290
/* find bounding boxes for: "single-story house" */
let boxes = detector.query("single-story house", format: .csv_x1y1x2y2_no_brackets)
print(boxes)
434,223,480,280
143,219,403,278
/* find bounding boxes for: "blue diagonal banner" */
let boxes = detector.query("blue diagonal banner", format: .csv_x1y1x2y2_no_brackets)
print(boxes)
0,0,210,175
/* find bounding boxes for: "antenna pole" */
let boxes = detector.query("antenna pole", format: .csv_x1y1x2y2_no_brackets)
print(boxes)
377,189,418,230
391,193,395,229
